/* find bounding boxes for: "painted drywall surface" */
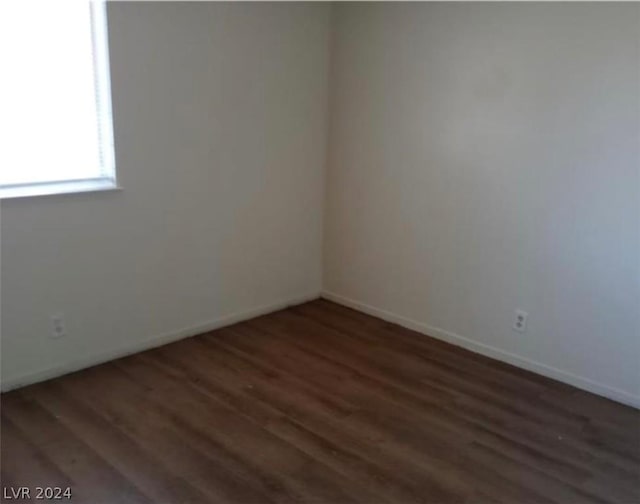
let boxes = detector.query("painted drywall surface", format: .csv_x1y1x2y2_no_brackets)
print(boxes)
1,2,330,386
324,3,640,399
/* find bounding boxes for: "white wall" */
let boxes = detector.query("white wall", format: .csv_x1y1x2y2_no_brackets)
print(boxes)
2,2,639,407
1,2,330,388
324,3,640,406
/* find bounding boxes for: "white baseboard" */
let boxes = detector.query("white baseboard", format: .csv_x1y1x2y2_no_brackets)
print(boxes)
1,292,320,393
321,290,640,409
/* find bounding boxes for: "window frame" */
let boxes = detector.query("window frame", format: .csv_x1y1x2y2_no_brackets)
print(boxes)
0,0,119,200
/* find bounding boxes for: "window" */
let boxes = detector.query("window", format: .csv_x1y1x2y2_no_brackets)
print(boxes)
0,1,117,198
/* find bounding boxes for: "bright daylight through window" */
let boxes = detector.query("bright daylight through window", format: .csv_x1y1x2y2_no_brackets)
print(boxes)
0,0,116,198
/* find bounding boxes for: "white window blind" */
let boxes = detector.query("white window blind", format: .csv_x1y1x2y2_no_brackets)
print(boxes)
0,0,116,198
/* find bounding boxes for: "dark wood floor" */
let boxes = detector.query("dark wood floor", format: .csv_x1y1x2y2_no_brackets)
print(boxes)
2,299,639,504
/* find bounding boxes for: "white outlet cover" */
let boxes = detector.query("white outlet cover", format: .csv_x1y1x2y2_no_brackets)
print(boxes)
513,309,528,333
50,313,66,338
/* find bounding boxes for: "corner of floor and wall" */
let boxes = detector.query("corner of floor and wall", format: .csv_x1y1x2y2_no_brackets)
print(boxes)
0,2,331,392
320,2,640,409
2,2,639,409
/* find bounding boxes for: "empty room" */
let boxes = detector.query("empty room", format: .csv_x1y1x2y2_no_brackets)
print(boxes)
1,1,638,503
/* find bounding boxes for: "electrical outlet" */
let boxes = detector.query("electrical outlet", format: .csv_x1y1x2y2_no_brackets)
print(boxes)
512,309,528,333
50,313,67,338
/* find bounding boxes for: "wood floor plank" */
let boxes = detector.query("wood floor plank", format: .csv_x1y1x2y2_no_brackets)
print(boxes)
164,336,468,503
2,299,638,504
203,331,548,504
210,324,613,504
144,343,445,504
243,309,639,475
20,382,212,504
1,393,152,504
304,301,640,445
108,355,378,504
0,416,72,503
60,362,344,504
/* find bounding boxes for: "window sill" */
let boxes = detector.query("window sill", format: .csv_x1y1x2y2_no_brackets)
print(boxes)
0,178,121,200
